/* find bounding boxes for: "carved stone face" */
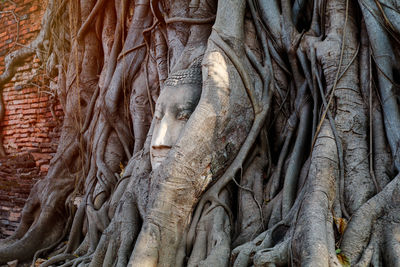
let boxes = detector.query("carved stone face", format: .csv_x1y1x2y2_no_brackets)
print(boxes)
150,83,202,170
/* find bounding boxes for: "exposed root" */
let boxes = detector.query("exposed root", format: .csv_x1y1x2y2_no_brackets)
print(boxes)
234,155,266,247
253,237,289,267
3,0,400,267
353,222,381,267
39,254,77,267
341,173,400,263
187,188,232,267
231,222,287,267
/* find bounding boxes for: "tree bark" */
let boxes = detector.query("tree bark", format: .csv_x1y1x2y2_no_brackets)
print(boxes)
1,0,400,266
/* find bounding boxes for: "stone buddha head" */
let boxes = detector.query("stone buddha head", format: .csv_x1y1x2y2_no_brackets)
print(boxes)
150,59,203,170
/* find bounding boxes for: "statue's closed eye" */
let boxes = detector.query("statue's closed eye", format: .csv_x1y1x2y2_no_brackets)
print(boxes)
154,110,163,120
177,110,192,121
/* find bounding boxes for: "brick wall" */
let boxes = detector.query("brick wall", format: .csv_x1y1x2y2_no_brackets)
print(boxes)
0,153,39,238
0,0,64,238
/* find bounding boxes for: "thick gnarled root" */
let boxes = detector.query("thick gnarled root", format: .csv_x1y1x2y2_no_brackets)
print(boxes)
232,120,339,266
341,174,400,264
253,237,289,267
187,188,232,267
0,166,75,264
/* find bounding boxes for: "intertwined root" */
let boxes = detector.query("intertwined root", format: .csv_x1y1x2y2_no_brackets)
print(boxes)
3,0,400,266
231,172,400,267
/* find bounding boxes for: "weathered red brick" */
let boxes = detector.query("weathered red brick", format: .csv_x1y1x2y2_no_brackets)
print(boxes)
0,0,63,238
40,165,49,173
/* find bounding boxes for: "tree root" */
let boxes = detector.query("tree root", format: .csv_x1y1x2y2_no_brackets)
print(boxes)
187,188,232,267
234,155,266,247
188,35,272,253
39,254,77,267
231,222,287,267
253,237,289,267
382,219,400,266
33,205,74,265
353,221,381,267
4,1,400,267
341,173,400,263
0,209,65,263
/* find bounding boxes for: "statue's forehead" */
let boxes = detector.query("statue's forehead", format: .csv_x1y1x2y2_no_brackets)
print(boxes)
161,83,200,99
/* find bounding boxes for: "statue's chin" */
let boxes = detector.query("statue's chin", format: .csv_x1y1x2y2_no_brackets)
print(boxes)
150,148,170,170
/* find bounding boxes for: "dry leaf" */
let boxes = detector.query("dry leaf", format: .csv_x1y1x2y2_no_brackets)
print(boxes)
337,253,350,267
33,258,46,267
334,217,348,235
119,162,125,177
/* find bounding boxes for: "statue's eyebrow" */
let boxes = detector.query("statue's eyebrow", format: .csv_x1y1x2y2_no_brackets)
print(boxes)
177,102,196,111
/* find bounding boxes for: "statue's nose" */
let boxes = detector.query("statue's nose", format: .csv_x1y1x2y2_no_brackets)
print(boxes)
152,115,175,149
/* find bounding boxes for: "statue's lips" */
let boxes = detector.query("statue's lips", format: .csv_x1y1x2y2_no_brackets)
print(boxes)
151,147,171,169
